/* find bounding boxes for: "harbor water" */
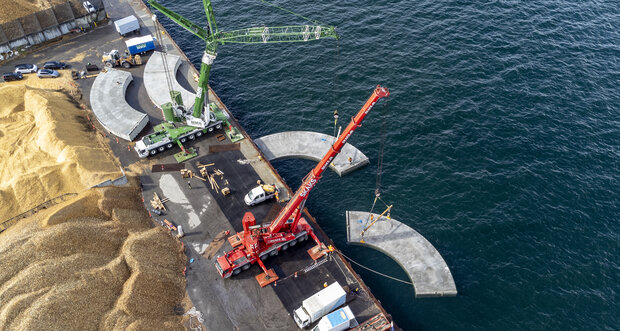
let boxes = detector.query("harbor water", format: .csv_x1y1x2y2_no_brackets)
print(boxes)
157,0,619,329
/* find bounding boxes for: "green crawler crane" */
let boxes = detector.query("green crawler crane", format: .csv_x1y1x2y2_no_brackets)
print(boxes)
133,0,338,160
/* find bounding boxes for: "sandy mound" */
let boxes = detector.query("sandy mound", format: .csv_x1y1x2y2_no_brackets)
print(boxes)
0,183,187,330
0,0,72,24
0,82,121,222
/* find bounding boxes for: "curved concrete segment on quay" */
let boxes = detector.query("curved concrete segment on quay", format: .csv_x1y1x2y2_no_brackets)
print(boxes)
254,131,369,176
346,211,457,298
144,51,196,111
90,68,148,141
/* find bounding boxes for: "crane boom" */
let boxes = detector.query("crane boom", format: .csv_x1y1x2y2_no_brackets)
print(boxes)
209,25,337,44
148,0,209,41
147,0,338,121
268,85,390,234
214,86,390,285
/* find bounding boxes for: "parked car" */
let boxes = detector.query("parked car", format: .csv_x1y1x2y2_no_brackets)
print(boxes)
37,69,59,78
43,61,67,69
2,72,23,82
83,1,96,13
14,64,37,74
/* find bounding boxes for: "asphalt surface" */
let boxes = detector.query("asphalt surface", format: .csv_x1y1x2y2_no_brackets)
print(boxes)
0,0,390,329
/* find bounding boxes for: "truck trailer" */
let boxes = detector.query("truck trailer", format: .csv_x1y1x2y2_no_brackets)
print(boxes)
294,282,347,329
125,35,156,55
114,15,140,36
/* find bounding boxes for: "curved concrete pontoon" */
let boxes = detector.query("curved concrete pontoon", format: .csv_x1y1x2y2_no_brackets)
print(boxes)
346,211,457,298
255,131,368,176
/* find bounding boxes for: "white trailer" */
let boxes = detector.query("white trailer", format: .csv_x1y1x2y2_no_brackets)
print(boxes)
114,15,140,37
294,282,347,329
311,306,357,331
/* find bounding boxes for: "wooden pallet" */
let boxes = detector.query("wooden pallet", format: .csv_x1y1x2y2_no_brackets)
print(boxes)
150,192,169,211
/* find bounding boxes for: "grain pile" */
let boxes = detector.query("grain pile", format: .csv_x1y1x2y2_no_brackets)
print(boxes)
0,0,70,24
0,80,121,222
0,182,187,330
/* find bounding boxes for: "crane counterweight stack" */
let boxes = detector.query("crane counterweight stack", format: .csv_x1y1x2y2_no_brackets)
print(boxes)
215,86,390,287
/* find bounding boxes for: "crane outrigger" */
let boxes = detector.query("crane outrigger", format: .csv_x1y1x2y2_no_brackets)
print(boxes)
215,85,390,287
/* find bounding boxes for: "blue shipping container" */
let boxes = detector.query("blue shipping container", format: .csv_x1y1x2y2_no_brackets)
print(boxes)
125,36,156,55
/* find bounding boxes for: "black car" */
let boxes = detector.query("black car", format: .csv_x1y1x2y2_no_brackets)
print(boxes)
43,61,67,69
2,72,23,81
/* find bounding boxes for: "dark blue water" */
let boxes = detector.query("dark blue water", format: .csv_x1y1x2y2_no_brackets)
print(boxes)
157,1,620,329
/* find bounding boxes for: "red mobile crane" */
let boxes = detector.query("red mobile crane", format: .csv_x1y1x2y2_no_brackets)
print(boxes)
215,86,390,286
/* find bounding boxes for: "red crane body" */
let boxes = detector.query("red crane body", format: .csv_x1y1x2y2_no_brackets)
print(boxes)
215,86,390,286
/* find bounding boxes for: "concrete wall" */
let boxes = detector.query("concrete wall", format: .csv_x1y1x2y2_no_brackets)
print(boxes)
0,1,106,58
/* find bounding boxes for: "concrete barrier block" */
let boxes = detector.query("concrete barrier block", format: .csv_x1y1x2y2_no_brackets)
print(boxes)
0,25,8,44
53,2,75,24
1,20,25,41
36,8,59,29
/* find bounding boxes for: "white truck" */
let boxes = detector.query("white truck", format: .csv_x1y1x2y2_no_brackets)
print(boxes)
114,15,140,37
294,282,347,329
311,306,357,331
244,184,280,206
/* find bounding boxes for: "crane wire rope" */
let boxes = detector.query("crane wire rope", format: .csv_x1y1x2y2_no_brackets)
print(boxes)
332,40,341,142
375,98,389,196
364,99,391,229
258,0,325,26
339,251,413,286
153,15,176,107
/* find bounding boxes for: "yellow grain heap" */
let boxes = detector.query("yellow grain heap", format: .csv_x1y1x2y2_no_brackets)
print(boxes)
0,81,121,222
0,183,187,330
0,0,71,24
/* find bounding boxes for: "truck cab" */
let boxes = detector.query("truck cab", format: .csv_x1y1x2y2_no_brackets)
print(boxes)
244,184,279,206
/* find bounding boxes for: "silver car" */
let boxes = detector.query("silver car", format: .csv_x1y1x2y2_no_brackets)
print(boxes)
83,1,96,13
37,69,59,78
14,64,38,74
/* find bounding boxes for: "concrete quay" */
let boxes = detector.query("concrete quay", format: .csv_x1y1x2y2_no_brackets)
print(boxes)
255,131,369,176
90,68,148,141
346,211,457,298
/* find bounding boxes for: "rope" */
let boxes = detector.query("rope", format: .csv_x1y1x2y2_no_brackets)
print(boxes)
365,98,390,227
331,40,340,143
340,251,413,286
259,0,324,25
153,15,176,105
375,98,389,194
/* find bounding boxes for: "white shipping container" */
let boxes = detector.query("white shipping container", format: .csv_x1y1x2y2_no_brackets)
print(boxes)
114,15,140,36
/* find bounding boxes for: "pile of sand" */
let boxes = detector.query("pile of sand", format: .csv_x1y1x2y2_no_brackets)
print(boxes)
0,182,187,330
0,0,71,24
0,80,121,222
